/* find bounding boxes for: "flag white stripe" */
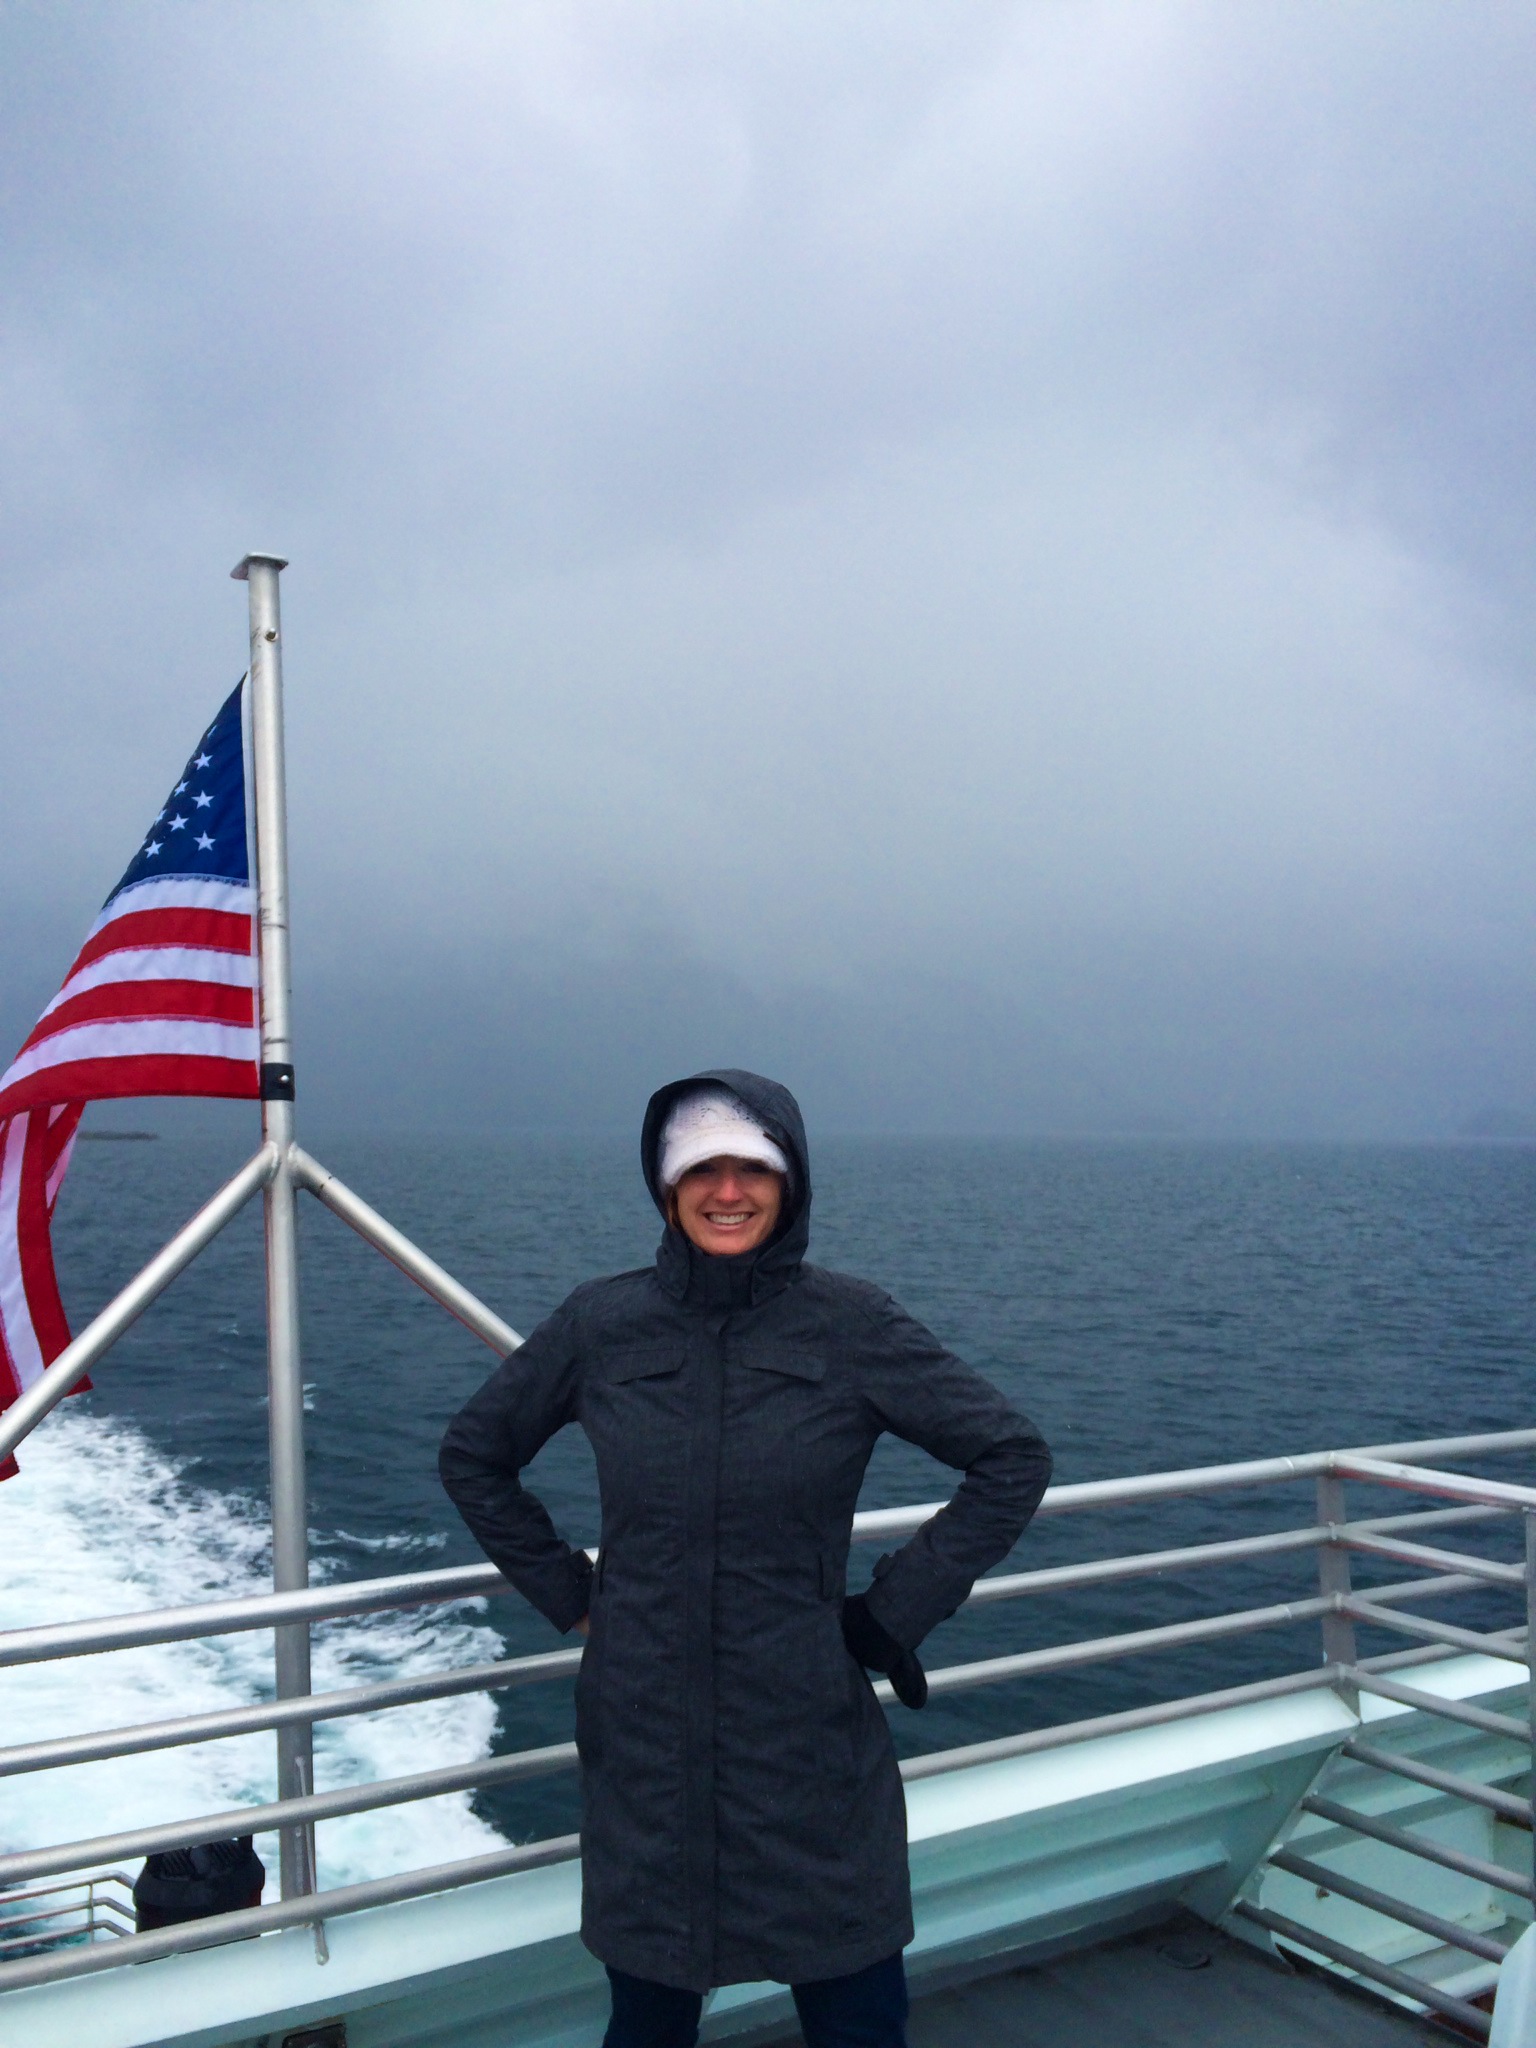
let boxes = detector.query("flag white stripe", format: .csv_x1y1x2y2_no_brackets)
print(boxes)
2,1019,260,1089
0,1118,45,1392
43,946,258,1014
84,876,255,939
44,1124,77,1210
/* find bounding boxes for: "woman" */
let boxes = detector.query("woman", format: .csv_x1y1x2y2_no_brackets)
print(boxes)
439,1069,1052,2048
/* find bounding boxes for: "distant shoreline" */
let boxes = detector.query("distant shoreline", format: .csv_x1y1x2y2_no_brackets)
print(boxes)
78,1131,158,1142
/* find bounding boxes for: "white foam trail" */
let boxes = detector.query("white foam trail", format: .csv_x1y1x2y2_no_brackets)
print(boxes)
0,1409,508,1893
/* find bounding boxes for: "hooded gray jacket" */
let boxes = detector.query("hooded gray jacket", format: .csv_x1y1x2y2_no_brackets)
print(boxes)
439,1070,1052,1991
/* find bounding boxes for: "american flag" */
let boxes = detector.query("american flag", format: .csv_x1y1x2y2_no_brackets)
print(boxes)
0,685,261,1466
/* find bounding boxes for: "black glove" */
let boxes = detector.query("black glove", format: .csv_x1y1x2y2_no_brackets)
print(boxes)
841,1592,928,1710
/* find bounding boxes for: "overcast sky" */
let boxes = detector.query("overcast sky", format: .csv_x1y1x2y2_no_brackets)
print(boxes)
3,2,1533,1137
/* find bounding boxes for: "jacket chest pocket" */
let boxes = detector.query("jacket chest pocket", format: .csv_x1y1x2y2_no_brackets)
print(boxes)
606,1346,685,1386
588,1347,689,1489
724,1346,836,1515
735,1345,826,1388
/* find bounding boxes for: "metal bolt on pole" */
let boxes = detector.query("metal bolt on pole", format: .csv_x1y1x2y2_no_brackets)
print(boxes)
233,551,315,1902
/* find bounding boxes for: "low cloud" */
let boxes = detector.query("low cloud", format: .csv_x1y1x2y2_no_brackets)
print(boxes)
3,3,1533,1136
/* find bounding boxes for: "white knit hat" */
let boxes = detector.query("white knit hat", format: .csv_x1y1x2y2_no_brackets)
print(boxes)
658,1087,790,1189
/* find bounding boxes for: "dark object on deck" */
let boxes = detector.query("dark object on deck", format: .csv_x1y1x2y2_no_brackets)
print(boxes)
281,2026,346,2048
133,1835,264,1930
1154,1929,1213,1970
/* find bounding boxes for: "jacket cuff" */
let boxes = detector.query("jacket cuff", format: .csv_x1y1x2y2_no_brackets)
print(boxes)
530,1547,594,1635
860,1549,959,1652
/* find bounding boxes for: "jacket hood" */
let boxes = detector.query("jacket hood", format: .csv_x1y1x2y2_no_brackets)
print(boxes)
641,1068,811,1303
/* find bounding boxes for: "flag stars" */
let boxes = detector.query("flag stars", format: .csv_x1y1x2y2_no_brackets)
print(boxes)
174,781,188,796
193,752,212,770
169,815,188,832
193,790,212,809
195,832,215,851
144,839,162,858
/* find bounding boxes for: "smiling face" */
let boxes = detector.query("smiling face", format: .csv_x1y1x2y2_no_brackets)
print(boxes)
671,1155,785,1256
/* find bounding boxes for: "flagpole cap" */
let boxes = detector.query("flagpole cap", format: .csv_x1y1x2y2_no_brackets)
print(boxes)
230,553,289,581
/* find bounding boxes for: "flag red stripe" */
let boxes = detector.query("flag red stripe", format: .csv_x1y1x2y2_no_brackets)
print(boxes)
0,1055,260,1119
16,1115,73,1365
0,1141,23,1410
70,907,253,975
20,980,256,1051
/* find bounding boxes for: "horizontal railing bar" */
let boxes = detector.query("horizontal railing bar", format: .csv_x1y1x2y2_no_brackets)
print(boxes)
0,1143,278,1466
0,1903,108,1937
0,1899,135,1946
0,1886,132,1919
1267,1844,1510,1963
899,1663,1349,1778
0,1560,513,1670
1344,1669,1531,1743
1342,1530,1526,1587
969,1530,1324,1605
0,1923,104,1953
1301,1792,1536,1901
967,1505,1511,1606
1333,1455,1536,1514
897,1627,1528,1780
0,1648,583,1779
966,1533,1312,1604
292,1147,522,1356
908,1572,1526,1706
861,1427,1536,1542
0,1873,135,1903
1343,1738,1533,1824
886,1568,1492,1709
900,1594,1335,1702
1230,1899,1491,2037
1344,1596,1532,1666
0,1834,582,1996
1369,1626,1528,1670
0,1741,578,1889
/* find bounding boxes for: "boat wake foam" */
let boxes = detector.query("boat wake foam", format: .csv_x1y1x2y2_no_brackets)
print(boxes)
0,1408,507,1893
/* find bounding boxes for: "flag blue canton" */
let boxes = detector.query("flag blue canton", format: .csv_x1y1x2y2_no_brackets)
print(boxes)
106,682,250,904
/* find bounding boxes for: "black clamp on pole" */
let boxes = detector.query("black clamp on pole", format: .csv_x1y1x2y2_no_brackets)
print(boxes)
260,1063,296,1101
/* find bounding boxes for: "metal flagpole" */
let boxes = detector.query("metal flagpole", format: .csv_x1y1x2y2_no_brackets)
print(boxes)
233,551,315,1906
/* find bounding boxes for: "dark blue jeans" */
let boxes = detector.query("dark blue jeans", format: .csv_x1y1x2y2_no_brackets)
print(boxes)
603,1953,909,2048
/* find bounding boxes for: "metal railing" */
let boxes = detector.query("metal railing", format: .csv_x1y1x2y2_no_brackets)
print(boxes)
0,1425,1533,2001
0,1872,135,1955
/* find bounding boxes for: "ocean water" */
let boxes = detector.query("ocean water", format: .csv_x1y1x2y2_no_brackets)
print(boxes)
4,1133,1535,1882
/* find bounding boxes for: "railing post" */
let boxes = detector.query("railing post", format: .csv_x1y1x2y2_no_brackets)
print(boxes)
1525,1509,1536,1887
1316,1472,1358,1705
235,551,315,1904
